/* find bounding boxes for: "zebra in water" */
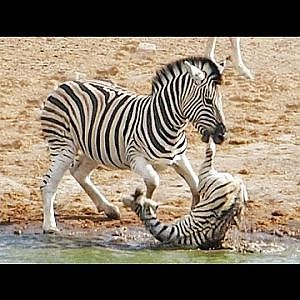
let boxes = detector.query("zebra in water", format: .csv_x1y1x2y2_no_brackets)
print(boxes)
122,137,248,249
40,56,227,233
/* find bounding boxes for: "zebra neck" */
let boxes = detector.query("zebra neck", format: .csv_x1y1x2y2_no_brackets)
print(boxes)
149,93,188,137
199,151,215,176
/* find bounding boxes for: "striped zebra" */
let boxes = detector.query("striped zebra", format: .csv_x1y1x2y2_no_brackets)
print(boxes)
40,56,227,233
122,137,248,249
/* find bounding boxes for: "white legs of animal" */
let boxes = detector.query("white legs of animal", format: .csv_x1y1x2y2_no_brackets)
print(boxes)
204,37,254,79
122,138,248,249
42,151,199,233
132,156,160,199
132,154,199,208
41,151,74,233
172,154,200,208
229,38,254,79
204,38,219,64
69,155,121,219
41,153,121,233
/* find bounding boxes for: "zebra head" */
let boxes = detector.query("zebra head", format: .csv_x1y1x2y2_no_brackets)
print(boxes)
182,57,227,144
122,188,159,221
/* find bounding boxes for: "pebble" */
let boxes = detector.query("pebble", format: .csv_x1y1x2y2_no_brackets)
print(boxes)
136,42,156,59
271,210,284,217
137,42,156,53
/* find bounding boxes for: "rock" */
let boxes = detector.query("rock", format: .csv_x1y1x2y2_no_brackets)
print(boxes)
137,42,156,53
273,229,284,237
271,210,285,217
95,66,119,78
228,138,248,145
136,42,156,59
238,168,250,175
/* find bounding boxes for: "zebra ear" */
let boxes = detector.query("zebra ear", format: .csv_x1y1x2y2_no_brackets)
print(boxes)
184,61,205,83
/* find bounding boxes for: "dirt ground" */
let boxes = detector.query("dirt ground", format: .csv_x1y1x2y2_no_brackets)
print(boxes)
0,37,299,240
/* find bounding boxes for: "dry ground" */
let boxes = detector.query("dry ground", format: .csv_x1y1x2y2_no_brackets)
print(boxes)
0,37,299,239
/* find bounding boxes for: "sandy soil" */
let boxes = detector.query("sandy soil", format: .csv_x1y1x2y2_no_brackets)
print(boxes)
0,37,299,239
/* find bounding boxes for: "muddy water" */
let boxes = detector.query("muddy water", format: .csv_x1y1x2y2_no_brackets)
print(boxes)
0,227,299,263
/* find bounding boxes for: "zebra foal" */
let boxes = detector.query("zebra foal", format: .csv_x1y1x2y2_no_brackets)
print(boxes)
122,137,248,249
40,56,227,233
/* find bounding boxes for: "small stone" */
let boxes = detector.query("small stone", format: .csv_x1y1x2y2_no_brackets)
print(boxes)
137,42,156,52
271,210,284,217
96,66,119,77
273,229,283,237
135,42,156,59
238,168,250,175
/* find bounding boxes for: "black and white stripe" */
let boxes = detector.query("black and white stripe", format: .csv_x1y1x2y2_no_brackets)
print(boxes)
123,139,248,250
41,57,224,169
40,56,227,233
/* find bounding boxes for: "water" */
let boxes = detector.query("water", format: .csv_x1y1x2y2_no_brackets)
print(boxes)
1,226,299,263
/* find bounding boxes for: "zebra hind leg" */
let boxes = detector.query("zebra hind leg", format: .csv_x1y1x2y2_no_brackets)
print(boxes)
69,155,121,220
40,150,74,234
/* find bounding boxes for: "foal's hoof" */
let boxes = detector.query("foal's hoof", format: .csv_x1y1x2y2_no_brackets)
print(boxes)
105,206,121,220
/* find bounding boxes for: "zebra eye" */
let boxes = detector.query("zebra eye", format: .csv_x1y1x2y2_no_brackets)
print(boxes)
205,98,213,105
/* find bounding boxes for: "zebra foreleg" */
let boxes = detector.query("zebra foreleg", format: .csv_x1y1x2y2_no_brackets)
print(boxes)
69,155,121,220
172,154,200,209
41,151,74,233
132,157,160,199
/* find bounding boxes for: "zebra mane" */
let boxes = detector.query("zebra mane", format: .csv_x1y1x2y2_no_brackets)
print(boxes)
151,56,223,93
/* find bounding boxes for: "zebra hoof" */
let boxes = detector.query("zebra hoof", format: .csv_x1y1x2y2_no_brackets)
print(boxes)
105,206,121,220
237,66,254,80
43,227,60,234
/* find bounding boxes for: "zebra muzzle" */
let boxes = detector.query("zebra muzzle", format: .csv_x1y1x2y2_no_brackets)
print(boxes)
213,123,226,144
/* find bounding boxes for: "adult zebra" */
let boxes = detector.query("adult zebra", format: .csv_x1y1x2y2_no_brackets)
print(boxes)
122,137,248,250
40,56,227,233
